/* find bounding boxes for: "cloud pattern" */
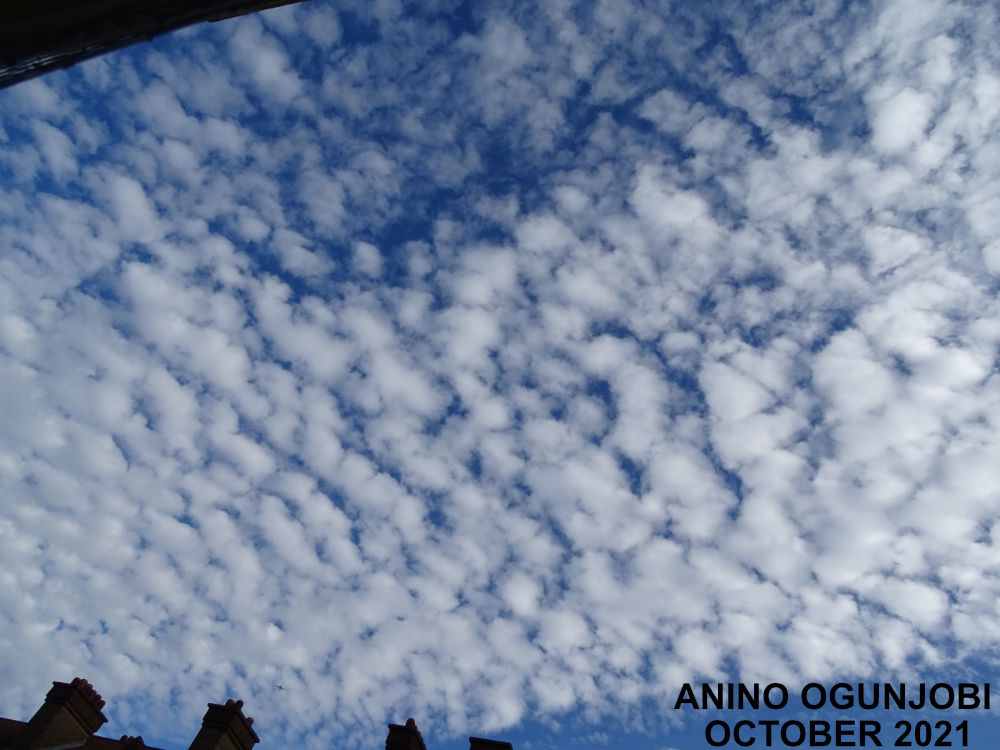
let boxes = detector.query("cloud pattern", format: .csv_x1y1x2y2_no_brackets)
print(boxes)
2,0,1000,748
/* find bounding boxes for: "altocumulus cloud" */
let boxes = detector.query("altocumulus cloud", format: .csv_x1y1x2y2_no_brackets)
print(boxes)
2,1,1000,749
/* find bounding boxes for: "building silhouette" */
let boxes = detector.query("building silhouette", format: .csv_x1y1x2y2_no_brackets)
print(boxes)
0,678,514,750
0,1,309,89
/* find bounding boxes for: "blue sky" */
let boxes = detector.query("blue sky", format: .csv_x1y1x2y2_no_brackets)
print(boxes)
2,0,1000,748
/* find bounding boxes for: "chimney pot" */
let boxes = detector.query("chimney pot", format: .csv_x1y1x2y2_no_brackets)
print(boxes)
70,678,106,711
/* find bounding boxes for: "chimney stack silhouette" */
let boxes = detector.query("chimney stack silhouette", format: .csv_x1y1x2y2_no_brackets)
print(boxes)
385,718,427,750
469,738,514,750
187,699,259,750
9,677,107,750
3,680,516,750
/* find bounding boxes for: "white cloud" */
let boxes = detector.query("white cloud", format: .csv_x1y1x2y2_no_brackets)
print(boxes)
352,241,382,278
868,86,935,154
31,121,78,180
102,172,164,244
229,18,303,104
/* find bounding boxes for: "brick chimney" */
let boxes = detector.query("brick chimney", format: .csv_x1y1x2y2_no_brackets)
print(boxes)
385,718,426,750
469,738,513,750
10,678,108,750
187,700,258,750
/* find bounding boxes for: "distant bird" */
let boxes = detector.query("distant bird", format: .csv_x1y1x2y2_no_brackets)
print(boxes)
275,684,285,691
